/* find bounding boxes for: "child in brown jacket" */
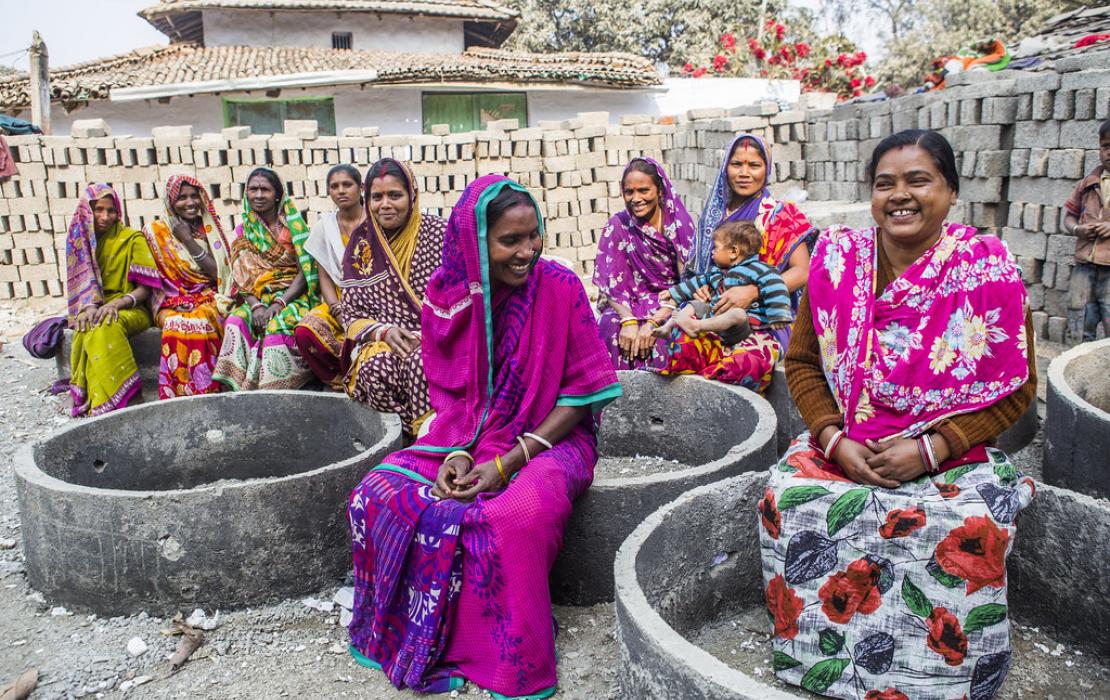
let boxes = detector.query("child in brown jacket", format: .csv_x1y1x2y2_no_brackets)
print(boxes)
1064,119,1110,342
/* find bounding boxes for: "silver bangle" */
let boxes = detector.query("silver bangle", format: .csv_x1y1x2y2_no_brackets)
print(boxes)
515,435,532,464
522,431,553,451
192,246,208,262
124,293,138,309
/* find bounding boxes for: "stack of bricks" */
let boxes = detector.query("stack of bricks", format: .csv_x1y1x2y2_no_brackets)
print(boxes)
3,47,1108,347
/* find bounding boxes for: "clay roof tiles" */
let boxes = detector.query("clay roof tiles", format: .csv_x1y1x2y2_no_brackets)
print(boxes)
0,43,660,110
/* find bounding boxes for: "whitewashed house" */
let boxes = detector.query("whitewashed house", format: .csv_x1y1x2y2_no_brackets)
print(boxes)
0,0,665,135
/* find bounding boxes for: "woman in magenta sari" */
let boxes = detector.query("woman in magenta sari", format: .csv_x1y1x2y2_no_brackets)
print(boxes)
347,175,621,698
593,157,695,370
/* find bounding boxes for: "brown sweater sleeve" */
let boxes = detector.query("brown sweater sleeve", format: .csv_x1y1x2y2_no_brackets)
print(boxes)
933,309,1037,457
784,285,844,438
783,243,1038,456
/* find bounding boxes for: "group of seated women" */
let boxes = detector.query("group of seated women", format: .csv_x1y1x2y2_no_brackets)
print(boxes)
60,128,1036,700
63,160,445,440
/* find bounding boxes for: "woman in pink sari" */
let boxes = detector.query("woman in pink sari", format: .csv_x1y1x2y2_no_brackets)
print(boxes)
347,175,621,697
761,130,1037,699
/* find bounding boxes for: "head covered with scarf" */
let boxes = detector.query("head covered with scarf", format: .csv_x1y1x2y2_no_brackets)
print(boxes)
384,174,621,476
145,175,234,302
592,157,696,316
65,184,160,320
692,133,814,276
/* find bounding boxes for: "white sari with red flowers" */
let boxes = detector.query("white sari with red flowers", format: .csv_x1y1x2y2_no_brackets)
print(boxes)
758,224,1035,700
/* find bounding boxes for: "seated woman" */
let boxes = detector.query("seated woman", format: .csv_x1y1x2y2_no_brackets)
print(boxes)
143,175,233,399
347,176,621,698
213,167,318,391
687,133,817,389
337,159,447,441
761,130,1037,700
295,164,366,389
66,184,160,416
593,157,695,370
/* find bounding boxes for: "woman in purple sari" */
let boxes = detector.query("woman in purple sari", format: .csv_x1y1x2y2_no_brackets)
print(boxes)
593,157,696,370
347,175,621,697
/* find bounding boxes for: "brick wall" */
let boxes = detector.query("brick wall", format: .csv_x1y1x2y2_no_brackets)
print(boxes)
2,48,1108,345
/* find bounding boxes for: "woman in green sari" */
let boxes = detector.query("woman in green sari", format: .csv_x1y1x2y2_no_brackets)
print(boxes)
212,167,319,391
65,184,160,416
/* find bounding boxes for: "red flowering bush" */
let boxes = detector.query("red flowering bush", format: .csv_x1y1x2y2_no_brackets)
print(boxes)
926,607,969,666
765,574,805,640
758,487,781,539
934,515,1009,594
878,506,927,539
818,558,883,624
680,19,874,101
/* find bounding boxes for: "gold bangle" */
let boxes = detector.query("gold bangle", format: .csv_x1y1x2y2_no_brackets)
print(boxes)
620,318,639,328
495,454,508,484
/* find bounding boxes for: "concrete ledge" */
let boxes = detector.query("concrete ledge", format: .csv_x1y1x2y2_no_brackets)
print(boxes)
55,328,163,399
1043,338,1110,499
766,366,1038,457
613,469,1109,698
15,392,401,615
552,371,777,605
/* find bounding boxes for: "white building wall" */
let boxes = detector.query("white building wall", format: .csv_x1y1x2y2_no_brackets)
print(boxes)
50,79,802,137
202,9,466,54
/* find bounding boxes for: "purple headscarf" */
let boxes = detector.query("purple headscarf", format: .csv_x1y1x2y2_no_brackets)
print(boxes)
593,157,696,318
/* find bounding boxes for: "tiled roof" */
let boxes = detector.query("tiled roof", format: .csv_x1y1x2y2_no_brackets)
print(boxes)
138,0,519,46
0,44,660,110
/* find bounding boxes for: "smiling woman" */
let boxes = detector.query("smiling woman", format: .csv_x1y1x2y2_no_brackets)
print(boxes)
593,158,696,371
760,130,1040,699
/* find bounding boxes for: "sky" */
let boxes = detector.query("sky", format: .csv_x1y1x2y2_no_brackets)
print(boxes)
0,0,885,73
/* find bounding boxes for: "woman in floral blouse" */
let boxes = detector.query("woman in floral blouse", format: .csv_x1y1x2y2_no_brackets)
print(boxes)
760,130,1037,700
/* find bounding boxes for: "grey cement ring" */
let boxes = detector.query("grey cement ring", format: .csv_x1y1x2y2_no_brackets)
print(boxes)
614,470,1110,698
765,366,1038,457
551,371,777,606
1043,337,1110,499
14,391,401,616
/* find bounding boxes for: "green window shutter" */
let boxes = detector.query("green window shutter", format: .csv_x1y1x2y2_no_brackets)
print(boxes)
474,93,527,128
222,97,336,136
422,93,477,134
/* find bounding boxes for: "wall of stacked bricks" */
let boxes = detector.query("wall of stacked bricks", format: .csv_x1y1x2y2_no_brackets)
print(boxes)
0,50,1106,346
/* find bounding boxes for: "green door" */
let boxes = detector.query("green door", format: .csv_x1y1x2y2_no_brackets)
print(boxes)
422,92,528,134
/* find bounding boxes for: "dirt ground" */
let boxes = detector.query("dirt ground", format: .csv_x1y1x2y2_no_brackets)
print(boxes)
0,302,1103,699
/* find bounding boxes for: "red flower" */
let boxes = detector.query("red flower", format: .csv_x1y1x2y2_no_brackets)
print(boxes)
788,448,854,483
865,75,876,87
878,507,926,539
775,23,786,40
850,77,862,88
754,48,766,60
692,67,708,78
855,50,867,62
824,58,833,67
721,33,736,49
682,63,694,74
766,574,805,640
926,607,968,666
935,482,961,498
713,54,729,72
935,515,1010,594
758,487,781,539
836,53,848,66
853,89,862,97
769,55,781,65
795,42,810,58
865,691,910,700
818,558,883,624
748,37,760,50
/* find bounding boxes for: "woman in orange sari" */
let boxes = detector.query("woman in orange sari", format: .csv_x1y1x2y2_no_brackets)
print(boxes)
143,175,233,399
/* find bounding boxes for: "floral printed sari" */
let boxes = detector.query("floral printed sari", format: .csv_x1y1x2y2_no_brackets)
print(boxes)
760,223,1035,699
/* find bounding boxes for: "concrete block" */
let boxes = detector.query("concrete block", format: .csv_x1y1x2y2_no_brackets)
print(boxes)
1047,149,1087,180
1075,89,1096,120
1026,148,1050,177
1059,120,1100,149
1061,68,1110,90
1010,148,1030,175
974,150,1010,177
1031,91,1055,121
980,96,1018,124
1015,120,1060,149
70,119,110,138
1003,227,1047,258
1054,90,1075,120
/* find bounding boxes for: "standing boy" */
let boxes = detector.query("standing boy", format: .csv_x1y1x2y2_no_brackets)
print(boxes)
1064,119,1110,342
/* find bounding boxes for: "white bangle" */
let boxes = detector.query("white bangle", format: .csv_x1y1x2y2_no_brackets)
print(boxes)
192,246,208,262
374,324,392,343
124,293,138,309
823,429,845,461
515,435,532,464
523,431,553,451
